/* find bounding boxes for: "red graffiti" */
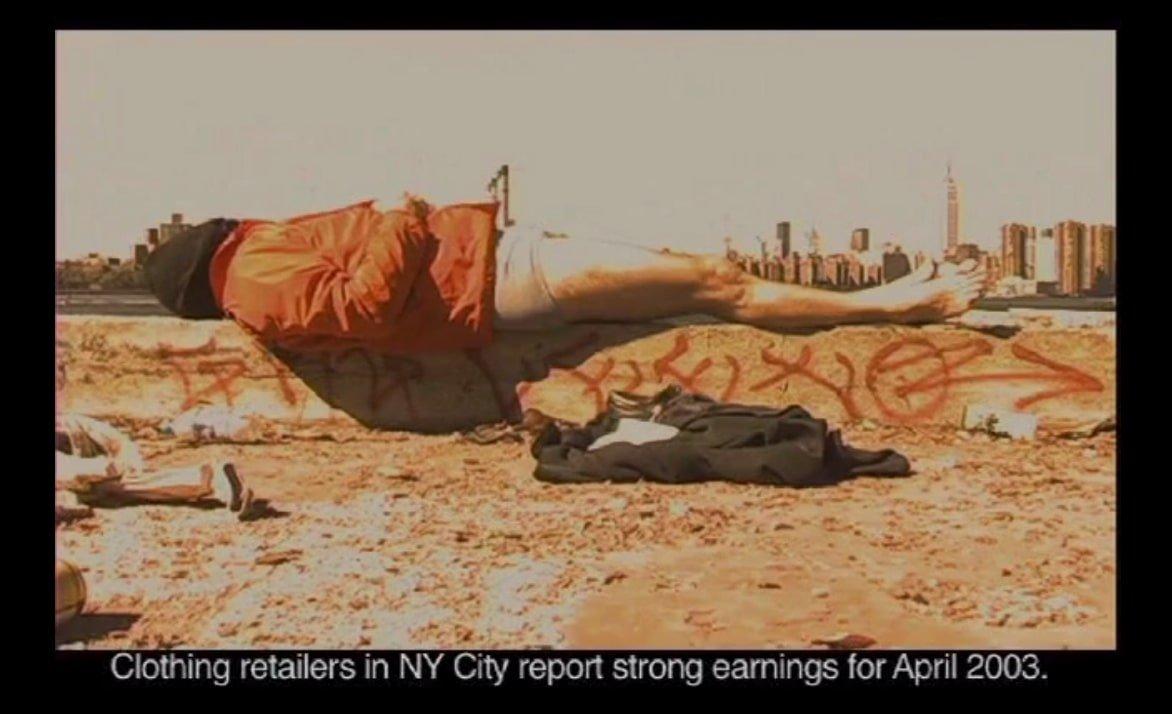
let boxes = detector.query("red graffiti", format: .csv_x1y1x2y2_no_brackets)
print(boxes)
157,337,243,359
866,338,992,422
652,334,713,393
148,326,1105,428
566,356,617,413
750,344,862,420
258,351,301,408
721,355,742,402
1007,344,1105,408
865,337,1104,422
621,360,644,392
166,357,249,410
161,340,309,416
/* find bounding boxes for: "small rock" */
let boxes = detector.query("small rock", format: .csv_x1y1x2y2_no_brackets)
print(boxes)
812,587,830,599
255,549,301,566
811,633,876,650
134,426,160,441
377,460,417,480
603,571,627,585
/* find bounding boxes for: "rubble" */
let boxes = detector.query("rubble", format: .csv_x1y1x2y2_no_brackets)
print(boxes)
811,633,876,650
53,421,1115,649
962,405,1038,441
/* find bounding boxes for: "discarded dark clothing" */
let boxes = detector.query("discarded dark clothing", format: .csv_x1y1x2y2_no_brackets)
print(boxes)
531,390,911,487
144,218,239,319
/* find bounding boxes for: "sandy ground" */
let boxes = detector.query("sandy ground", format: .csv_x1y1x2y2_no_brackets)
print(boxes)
56,419,1115,650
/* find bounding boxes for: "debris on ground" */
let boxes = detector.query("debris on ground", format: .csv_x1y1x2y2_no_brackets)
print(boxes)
810,633,876,650
255,549,303,566
163,405,259,443
962,405,1038,441
1053,416,1116,440
55,422,1116,650
55,560,87,626
56,492,94,525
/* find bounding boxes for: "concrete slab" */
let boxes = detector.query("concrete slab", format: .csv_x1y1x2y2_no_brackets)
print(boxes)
56,313,1115,432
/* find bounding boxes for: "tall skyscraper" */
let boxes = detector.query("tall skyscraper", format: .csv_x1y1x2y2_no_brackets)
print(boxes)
808,226,824,255
1089,224,1116,294
1000,224,1019,277
776,222,791,259
1035,228,1057,284
158,212,192,245
882,245,911,282
1078,225,1095,293
1000,223,1036,279
1023,227,1037,280
850,228,870,253
1055,220,1087,295
945,162,960,254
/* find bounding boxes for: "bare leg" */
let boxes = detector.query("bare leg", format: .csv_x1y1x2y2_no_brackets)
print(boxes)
538,237,983,329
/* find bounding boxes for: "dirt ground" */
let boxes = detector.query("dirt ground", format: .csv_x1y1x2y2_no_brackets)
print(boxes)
56,418,1116,650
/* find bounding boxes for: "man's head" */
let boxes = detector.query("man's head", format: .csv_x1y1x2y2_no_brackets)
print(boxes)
144,218,238,319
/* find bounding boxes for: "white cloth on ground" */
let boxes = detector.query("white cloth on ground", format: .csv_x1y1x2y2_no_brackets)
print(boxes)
587,418,680,451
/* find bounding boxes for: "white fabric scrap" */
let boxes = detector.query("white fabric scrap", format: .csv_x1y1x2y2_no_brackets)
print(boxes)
587,418,680,451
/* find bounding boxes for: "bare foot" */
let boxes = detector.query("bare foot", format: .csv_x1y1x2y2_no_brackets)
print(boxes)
862,259,985,323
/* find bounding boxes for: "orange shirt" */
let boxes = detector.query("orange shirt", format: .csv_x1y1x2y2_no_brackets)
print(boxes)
209,199,499,355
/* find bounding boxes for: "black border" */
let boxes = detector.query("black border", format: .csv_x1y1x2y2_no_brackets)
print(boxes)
40,20,1135,692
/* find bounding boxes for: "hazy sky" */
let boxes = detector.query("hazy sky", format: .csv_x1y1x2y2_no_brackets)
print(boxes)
56,31,1115,259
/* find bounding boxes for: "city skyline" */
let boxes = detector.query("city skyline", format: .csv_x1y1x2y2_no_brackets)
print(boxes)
73,175,1112,265
726,195,1115,298
57,31,1114,260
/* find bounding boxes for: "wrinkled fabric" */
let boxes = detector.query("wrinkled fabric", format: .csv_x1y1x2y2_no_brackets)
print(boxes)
55,413,145,479
533,391,912,487
210,199,499,354
56,413,239,508
144,218,239,319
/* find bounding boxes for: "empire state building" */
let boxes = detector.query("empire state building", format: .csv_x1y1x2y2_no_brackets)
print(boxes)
945,162,960,255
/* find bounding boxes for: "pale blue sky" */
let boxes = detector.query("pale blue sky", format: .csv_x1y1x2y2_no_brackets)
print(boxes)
56,31,1115,260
